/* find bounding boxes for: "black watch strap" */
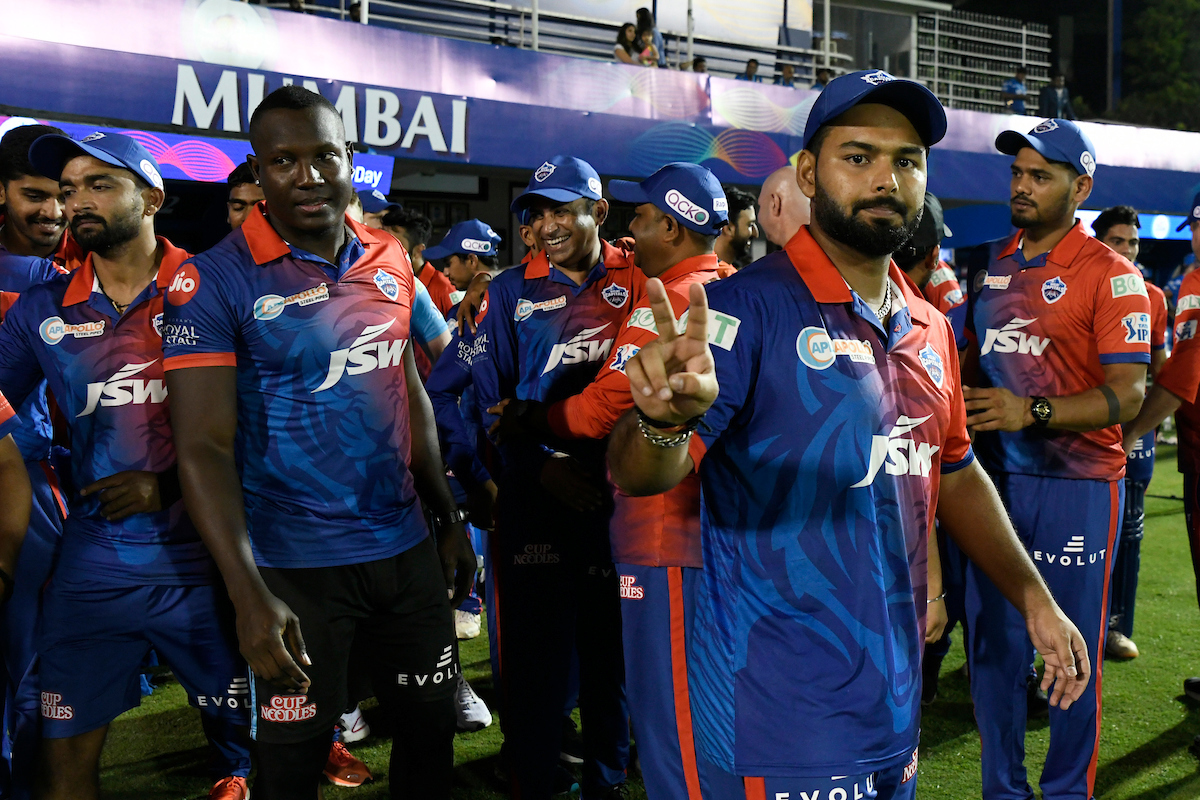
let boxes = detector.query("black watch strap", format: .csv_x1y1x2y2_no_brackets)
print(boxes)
434,508,469,527
1030,396,1052,428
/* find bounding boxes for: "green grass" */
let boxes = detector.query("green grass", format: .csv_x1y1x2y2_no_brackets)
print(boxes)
101,448,1200,798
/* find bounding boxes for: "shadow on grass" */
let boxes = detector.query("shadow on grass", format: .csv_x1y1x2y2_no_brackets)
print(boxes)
1094,710,1200,798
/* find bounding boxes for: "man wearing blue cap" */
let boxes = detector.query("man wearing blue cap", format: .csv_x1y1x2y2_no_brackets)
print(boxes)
425,218,503,297
358,188,401,229
606,71,1089,799
0,131,253,800
471,154,638,799
962,118,1152,799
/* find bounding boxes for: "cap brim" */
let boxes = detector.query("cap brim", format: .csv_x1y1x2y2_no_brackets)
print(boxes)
29,135,128,181
607,180,652,205
422,243,455,260
865,81,948,146
1178,219,1195,232
511,188,588,213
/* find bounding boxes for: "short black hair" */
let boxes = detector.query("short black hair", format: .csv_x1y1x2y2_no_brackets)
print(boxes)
895,243,935,272
0,124,66,184
227,161,256,188
693,57,707,67
382,207,433,247
723,186,758,224
1093,205,1141,241
1016,65,1028,74
249,85,343,143
747,59,759,67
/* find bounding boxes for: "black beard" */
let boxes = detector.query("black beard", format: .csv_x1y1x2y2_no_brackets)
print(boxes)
813,182,923,258
70,206,142,256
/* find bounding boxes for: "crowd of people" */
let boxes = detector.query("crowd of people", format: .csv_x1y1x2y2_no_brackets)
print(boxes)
0,66,1197,800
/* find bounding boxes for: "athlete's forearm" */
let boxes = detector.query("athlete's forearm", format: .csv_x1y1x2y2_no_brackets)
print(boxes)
404,347,459,520
1045,363,1147,432
937,460,1054,619
0,435,30,578
1122,382,1183,447
607,410,692,497
926,524,944,600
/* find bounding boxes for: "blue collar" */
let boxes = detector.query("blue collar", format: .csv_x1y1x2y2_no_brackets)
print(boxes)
88,276,161,322
286,233,366,281
547,259,608,294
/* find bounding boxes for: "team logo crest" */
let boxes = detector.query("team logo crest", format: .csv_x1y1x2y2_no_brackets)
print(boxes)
533,162,556,182
918,344,944,388
373,269,400,301
602,284,629,309
796,326,835,371
81,132,106,143
152,313,163,338
860,70,894,86
1041,276,1067,304
1033,119,1059,134
609,343,640,373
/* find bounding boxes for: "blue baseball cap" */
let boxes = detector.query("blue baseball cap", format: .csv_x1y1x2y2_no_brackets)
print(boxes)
608,162,729,235
512,156,603,213
1177,191,1200,232
517,208,532,226
358,189,401,214
996,118,1097,178
29,131,164,190
424,219,502,261
802,69,947,150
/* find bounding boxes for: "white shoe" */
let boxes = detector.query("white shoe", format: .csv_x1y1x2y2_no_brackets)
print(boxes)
455,609,481,640
338,705,370,743
455,675,492,732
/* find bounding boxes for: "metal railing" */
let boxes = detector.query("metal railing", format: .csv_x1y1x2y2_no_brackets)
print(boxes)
256,0,854,83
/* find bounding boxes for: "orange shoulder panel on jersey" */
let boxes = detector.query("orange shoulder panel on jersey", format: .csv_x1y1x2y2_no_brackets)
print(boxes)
1157,270,1200,404
1147,281,1168,350
922,261,964,315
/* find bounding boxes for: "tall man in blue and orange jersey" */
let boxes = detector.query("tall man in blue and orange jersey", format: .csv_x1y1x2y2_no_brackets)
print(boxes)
963,119,1152,800
488,162,731,800
471,155,641,799
0,123,76,800
606,70,1090,800
0,131,254,800
1092,205,1168,661
163,87,476,799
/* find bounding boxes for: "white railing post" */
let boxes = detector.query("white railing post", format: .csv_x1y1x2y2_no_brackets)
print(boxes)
531,0,539,50
359,0,368,24
687,0,694,66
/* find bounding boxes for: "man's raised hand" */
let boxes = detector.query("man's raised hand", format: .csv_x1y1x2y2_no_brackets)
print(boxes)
624,279,718,425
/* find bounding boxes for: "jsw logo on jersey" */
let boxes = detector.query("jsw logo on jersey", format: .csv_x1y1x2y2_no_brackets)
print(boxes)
78,361,166,418
313,319,408,393
851,414,940,488
541,324,614,375
980,317,1051,356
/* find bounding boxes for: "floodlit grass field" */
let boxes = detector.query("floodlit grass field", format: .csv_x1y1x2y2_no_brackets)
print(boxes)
102,448,1200,799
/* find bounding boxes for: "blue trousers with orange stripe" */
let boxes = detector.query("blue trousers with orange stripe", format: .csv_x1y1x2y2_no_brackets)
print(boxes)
965,474,1123,800
1,461,65,800
619,564,704,800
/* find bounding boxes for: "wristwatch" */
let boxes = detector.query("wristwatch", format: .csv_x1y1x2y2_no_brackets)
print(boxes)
434,508,470,528
1030,396,1053,428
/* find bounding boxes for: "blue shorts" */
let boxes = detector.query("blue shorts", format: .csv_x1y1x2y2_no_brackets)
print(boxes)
699,747,918,800
38,578,248,738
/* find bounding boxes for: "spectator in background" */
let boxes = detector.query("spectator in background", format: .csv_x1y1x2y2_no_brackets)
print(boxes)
1001,66,1031,114
691,56,707,73
636,7,666,68
811,67,833,90
736,59,763,82
225,163,263,230
774,63,797,87
614,23,637,65
756,165,809,246
357,188,400,229
1040,74,1077,121
635,28,659,67
715,185,759,268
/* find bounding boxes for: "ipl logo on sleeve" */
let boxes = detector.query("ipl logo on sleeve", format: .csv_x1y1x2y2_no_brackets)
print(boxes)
609,343,640,373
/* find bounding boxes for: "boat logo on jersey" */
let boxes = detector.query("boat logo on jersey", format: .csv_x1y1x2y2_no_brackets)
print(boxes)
373,269,400,301
260,694,318,723
534,162,556,182
851,414,940,488
1111,273,1148,299
78,361,166,417
1122,312,1151,344
1041,276,1067,304
796,327,874,370
542,324,615,375
918,344,944,388
152,313,163,338
513,295,566,322
664,188,711,226
313,319,408,393
602,283,629,308
1176,319,1197,342
609,343,640,374
39,315,104,345
253,283,330,321
980,317,1051,356
929,267,954,287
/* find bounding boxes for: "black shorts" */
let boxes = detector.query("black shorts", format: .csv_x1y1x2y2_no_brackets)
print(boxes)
251,537,458,744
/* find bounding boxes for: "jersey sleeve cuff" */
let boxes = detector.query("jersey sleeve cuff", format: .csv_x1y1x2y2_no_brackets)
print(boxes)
1156,365,1200,405
163,352,237,371
941,447,975,475
1098,352,1151,365
546,400,572,439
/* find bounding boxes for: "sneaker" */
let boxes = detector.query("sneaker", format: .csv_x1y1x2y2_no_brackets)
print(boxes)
324,741,372,787
208,776,249,800
1184,677,1200,702
1105,629,1140,659
494,746,577,794
560,716,584,765
455,609,482,640
338,704,371,743
455,674,492,732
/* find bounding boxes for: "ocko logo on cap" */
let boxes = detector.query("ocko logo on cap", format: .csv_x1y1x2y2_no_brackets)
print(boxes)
665,189,709,226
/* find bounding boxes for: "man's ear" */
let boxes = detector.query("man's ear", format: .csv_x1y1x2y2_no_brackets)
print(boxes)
142,186,167,217
593,198,610,226
247,155,260,185
796,150,818,200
